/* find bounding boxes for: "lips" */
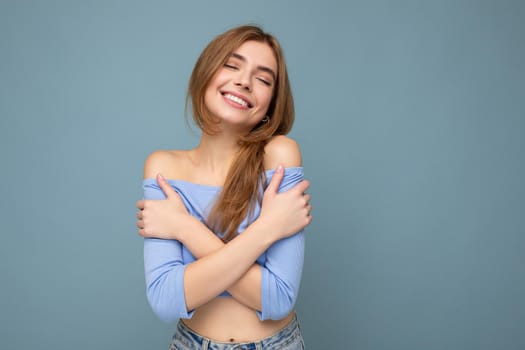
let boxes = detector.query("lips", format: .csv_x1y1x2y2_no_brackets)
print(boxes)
221,91,253,108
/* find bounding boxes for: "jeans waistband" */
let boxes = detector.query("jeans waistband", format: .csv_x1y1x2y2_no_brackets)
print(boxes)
175,314,302,350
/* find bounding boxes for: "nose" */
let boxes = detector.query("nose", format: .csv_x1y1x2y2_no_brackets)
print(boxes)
234,71,252,91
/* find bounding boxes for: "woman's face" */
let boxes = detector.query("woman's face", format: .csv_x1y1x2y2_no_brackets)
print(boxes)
204,40,277,133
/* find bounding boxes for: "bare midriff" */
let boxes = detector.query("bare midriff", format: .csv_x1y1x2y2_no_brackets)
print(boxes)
182,297,294,343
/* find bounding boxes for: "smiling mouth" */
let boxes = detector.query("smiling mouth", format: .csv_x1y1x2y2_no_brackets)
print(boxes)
222,92,253,108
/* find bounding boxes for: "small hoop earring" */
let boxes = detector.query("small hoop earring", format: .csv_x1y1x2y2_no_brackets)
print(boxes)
261,116,270,123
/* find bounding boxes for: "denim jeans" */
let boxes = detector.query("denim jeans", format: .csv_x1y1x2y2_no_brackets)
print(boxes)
168,314,305,350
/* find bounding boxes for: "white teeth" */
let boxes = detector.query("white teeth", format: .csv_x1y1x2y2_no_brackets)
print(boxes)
224,93,248,107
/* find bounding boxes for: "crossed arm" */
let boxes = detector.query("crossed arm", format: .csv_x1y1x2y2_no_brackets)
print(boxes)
138,167,311,321
153,207,265,311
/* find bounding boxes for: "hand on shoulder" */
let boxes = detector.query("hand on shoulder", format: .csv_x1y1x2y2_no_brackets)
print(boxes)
264,135,302,170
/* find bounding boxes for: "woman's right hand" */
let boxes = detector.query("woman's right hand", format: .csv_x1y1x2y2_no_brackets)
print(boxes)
257,165,312,242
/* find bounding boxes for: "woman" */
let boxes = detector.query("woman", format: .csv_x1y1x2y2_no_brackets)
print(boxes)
136,25,312,349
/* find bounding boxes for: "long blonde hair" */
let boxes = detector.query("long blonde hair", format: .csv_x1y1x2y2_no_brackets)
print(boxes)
187,25,294,241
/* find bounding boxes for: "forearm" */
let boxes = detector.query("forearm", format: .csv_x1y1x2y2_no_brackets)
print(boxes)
180,217,262,309
182,219,273,312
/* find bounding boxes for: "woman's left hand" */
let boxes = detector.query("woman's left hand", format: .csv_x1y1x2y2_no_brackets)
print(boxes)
136,174,189,240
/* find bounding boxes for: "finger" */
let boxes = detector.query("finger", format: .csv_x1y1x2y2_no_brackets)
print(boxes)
136,200,145,210
266,164,284,194
137,221,151,237
305,204,312,216
303,194,311,205
293,180,310,195
156,173,176,199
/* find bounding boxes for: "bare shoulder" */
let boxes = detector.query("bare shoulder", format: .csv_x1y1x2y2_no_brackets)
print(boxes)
143,149,190,179
263,135,302,170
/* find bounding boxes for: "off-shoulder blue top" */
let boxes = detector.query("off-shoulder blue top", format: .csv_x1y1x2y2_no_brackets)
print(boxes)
143,167,305,322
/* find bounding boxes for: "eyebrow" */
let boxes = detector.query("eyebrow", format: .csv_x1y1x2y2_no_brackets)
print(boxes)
231,52,277,81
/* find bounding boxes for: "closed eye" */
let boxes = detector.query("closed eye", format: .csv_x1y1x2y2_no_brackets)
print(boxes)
257,78,272,86
224,63,238,70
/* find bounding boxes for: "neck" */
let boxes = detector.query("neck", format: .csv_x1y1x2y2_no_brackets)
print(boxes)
191,132,240,178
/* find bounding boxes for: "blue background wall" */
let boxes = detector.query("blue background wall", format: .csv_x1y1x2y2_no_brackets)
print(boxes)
1,1,524,349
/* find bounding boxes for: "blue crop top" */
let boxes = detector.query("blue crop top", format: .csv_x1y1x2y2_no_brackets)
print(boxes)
143,167,305,322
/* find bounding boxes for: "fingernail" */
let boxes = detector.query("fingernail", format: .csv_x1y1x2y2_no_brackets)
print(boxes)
157,173,165,181
276,164,283,172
